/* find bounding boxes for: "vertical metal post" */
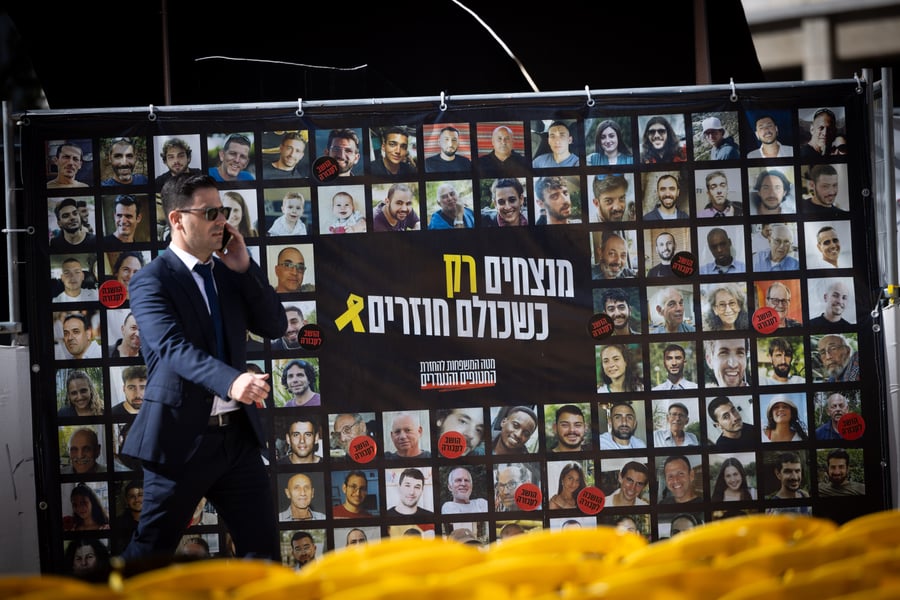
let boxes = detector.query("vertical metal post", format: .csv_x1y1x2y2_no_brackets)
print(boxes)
693,0,711,85
2,101,23,342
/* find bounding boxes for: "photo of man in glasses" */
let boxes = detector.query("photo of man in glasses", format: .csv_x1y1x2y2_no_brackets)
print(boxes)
269,245,315,293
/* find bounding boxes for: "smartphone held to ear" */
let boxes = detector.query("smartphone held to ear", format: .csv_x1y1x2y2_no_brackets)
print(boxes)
220,228,232,251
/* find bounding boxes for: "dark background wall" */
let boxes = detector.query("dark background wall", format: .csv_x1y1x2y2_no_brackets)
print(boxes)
5,1,763,109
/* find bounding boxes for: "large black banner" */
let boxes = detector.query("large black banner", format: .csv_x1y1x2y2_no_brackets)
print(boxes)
21,79,890,573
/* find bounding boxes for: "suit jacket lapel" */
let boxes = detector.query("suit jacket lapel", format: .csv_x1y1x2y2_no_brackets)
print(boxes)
161,250,218,355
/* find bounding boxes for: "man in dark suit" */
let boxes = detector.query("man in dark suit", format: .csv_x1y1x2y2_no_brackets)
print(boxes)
121,173,286,563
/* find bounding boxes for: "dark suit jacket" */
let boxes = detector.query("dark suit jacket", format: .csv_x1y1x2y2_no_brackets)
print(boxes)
123,249,286,464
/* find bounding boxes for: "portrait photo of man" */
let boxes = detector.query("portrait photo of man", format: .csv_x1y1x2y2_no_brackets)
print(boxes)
801,163,850,216
812,333,860,383
593,287,642,336
703,338,750,388
267,244,316,293
423,123,472,173
748,166,796,215
544,403,591,453
651,399,700,447
329,412,375,461
647,285,696,334
706,395,755,450
372,182,421,232
754,280,803,329
644,227,691,278
531,119,579,168
697,225,746,275
534,175,582,225
818,448,866,497
275,415,323,464
598,400,647,450
757,337,806,386
814,390,860,441
695,168,743,218
153,134,202,189
101,194,150,245
262,130,309,179
207,132,256,182
649,341,697,390
693,112,740,160
475,121,530,177
435,407,485,457
49,197,97,251
370,125,418,177
590,173,635,223
751,222,800,272
383,410,432,459
591,230,638,280
440,465,489,515
804,221,853,270
745,110,793,158
277,472,326,521
808,277,856,327
47,139,92,188
100,136,149,186
385,467,434,517
641,171,690,220
315,128,363,177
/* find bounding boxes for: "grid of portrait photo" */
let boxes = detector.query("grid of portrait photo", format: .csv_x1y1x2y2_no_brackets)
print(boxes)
35,88,881,573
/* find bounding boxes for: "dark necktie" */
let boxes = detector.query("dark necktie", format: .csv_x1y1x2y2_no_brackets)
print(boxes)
194,262,225,359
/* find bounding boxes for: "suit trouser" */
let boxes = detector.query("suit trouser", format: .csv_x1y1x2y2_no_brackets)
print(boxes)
121,411,279,562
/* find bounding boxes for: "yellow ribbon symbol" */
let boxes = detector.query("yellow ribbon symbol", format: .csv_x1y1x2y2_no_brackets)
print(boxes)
335,293,366,332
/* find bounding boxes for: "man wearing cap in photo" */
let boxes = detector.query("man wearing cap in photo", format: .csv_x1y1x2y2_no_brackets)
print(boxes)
653,402,699,447
701,116,740,160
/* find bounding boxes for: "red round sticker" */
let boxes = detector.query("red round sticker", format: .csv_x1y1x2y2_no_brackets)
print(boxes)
589,313,615,340
671,251,696,278
99,280,127,309
514,483,542,511
577,486,606,515
838,413,865,440
298,324,323,351
438,431,466,459
348,435,376,463
752,306,780,334
313,156,340,183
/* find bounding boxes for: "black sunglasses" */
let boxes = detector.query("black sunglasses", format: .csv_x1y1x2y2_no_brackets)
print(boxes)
177,206,232,221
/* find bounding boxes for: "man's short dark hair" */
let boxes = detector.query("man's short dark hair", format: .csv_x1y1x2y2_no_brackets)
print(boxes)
54,197,78,218
826,448,850,465
601,288,629,307
535,176,568,199
753,169,792,194
620,460,649,478
291,531,313,544
775,451,802,470
115,194,141,214
160,137,193,161
663,344,686,357
281,359,317,392
161,173,218,214
768,337,794,357
555,404,583,423
284,305,305,320
593,173,629,198
398,467,426,486
113,251,145,274
344,470,368,486
63,313,90,329
707,396,733,422
122,364,147,383
663,454,691,471
808,164,837,182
